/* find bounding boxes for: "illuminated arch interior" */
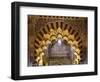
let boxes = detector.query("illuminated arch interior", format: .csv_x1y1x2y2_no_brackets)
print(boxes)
34,22,83,66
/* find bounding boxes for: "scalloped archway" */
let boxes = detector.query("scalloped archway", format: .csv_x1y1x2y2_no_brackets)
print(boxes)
34,21,83,65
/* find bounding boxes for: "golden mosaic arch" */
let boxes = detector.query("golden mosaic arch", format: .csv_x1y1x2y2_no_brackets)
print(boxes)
34,22,82,66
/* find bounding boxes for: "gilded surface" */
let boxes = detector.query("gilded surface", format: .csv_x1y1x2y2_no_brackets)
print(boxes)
28,15,87,66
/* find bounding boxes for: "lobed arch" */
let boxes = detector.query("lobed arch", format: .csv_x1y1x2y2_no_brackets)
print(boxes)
34,21,83,66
